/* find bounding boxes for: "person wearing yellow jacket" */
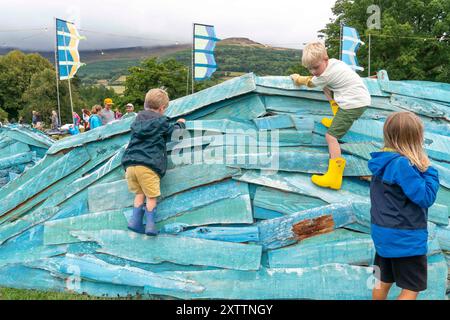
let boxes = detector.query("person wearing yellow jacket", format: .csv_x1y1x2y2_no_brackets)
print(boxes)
290,42,371,190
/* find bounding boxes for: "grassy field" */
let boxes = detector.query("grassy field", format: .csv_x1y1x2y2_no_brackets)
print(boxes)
0,287,104,300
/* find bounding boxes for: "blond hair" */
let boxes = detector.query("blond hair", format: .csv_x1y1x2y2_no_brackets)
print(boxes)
144,88,170,111
91,105,102,114
302,41,329,68
383,111,430,172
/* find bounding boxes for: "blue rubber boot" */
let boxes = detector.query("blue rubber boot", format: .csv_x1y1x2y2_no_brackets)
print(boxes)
127,205,145,234
145,207,158,236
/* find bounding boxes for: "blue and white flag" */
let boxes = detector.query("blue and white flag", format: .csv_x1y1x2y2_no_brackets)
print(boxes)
341,26,364,72
56,18,85,80
193,23,219,81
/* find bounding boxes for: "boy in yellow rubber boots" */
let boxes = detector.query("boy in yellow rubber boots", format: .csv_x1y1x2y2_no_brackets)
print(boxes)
291,41,371,190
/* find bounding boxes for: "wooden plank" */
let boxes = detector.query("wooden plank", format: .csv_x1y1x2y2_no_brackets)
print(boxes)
0,152,34,170
0,139,127,225
4,127,54,149
143,254,448,300
0,147,124,239
26,254,205,293
0,147,90,217
154,196,253,228
257,203,356,250
233,169,368,204
436,225,450,251
253,114,294,130
172,226,259,243
268,229,375,268
226,151,371,176
72,230,262,271
1,142,30,158
253,186,327,216
391,94,450,120
44,209,128,245
165,73,257,118
291,215,335,241
47,116,134,154
199,94,266,121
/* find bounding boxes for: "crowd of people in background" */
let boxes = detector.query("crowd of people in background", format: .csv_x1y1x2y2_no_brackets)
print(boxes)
15,98,139,136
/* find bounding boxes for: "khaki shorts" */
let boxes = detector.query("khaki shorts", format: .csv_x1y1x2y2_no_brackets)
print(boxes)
327,107,367,139
125,166,161,198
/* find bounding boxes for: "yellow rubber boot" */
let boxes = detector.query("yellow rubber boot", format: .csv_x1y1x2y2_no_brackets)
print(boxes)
321,100,340,128
311,157,346,190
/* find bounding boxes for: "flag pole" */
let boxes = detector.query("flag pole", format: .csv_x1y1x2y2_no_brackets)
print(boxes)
339,22,343,61
61,24,75,124
186,67,190,96
54,18,62,127
368,33,372,77
191,23,195,94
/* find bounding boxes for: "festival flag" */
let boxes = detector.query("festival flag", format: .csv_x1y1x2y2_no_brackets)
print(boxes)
56,18,85,80
341,26,364,72
193,23,219,81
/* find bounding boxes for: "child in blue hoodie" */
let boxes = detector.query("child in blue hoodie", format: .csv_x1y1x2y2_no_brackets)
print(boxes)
368,111,439,300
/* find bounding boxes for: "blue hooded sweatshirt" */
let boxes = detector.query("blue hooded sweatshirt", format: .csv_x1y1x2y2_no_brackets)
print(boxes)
368,151,439,258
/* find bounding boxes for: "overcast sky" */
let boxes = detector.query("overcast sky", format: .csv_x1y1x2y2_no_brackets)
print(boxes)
0,0,337,50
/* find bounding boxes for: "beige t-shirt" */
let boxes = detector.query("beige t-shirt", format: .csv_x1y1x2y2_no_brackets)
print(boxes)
310,58,371,110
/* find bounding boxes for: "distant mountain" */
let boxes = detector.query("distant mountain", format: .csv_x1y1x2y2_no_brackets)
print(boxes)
0,44,191,64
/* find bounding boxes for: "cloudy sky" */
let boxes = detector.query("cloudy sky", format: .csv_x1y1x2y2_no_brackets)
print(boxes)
0,0,337,51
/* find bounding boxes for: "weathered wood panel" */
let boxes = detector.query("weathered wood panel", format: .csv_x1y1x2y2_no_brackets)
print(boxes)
72,230,263,271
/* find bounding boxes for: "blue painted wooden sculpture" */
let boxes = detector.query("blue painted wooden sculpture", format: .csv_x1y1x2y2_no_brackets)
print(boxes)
0,71,448,300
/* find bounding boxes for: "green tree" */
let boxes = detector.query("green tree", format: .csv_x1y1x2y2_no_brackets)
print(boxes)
20,69,83,126
79,85,118,110
123,58,191,109
0,51,54,119
320,0,449,81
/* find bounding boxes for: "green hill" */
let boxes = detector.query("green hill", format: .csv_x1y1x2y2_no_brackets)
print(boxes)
75,39,302,85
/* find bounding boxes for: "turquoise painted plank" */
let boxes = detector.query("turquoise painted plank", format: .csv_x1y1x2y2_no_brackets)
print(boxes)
257,203,356,250
0,265,66,292
391,94,450,120
153,196,253,228
208,129,313,147
26,254,205,293
0,141,127,225
4,127,54,149
0,241,67,268
429,204,449,226
199,94,266,121
253,186,327,215
0,152,34,170
155,179,249,222
0,146,90,218
341,142,380,160
226,151,371,176
233,169,368,204
436,225,450,251
144,255,447,299
256,75,390,97
89,179,248,215
378,70,450,103
165,73,257,118
72,230,263,271
1,142,30,158
173,226,259,243
185,119,256,133
44,209,128,245
47,115,134,154
253,206,284,220
253,114,294,130
0,147,125,242
267,229,375,268
0,207,60,244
